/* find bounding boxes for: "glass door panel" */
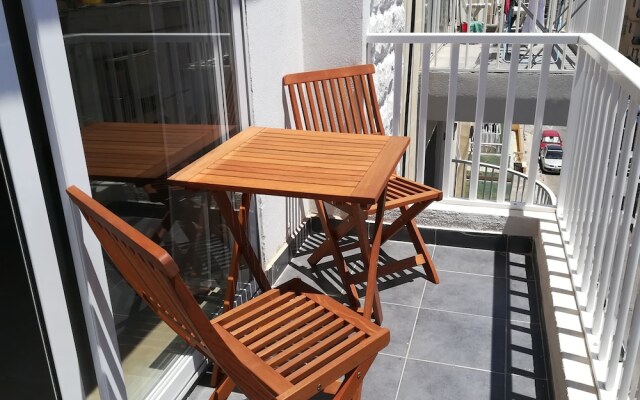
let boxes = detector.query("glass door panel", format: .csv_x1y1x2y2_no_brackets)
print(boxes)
56,1,252,398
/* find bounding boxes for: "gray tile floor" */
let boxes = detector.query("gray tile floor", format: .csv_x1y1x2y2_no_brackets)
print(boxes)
187,234,551,400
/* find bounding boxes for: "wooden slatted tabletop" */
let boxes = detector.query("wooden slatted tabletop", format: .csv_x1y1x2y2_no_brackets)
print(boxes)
81,122,225,180
168,126,409,206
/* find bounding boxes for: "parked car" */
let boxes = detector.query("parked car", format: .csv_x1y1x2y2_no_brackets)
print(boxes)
539,130,562,153
540,144,563,173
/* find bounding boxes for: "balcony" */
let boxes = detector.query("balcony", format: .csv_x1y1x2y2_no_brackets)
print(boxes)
182,33,640,399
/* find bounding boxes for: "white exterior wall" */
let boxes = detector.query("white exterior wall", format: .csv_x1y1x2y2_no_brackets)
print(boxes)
369,0,405,135
244,0,369,267
301,0,366,70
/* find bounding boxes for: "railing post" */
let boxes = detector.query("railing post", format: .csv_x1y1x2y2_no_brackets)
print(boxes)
441,43,459,199
392,42,404,138
416,42,432,184
497,42,520,203
580,83,624,293
469,43,490,201
574,68,610,277
556,48,586,216
524,43,551,205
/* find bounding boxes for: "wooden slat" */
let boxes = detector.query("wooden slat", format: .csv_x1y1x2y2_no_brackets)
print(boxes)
286,332,367,384
248,307,333,359
297,83,312,130
240,302,322,351
347,76,364,134
321,80,337,131
330,79,347,132
231,295,308,337
288,84,303,130
338,77,355,133
275,325,356,375
305,81,320,130
222,291,296,331
313,81,329,131
266,318,345,367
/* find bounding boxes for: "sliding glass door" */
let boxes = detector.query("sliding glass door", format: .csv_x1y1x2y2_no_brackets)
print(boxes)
55,1,252,398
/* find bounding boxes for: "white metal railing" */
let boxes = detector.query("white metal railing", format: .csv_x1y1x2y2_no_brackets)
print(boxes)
451,159,556,205
368,32,580,209
558,34,640,399
367,32,640,399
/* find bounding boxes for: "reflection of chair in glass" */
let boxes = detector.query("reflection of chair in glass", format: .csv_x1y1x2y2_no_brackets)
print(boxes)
283,64,442,285
67,186,389,400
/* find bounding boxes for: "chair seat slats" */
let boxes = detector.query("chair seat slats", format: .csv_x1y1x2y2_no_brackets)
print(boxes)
230,295,308,337
246,306,327,351
255,312,335,359
265,318,346,367
275,325,357,375
238,300,317,346
286,332,367,384
222,291,296,331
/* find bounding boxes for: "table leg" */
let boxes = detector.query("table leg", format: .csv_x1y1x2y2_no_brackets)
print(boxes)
315,200,360,309
223,193,251,311
211,191,271,293
350,189,386,324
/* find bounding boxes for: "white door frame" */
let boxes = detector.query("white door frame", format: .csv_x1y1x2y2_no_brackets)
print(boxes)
19,0,252,398
0,4,84,399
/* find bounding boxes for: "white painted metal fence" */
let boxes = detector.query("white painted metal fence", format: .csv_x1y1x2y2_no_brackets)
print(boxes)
367,32,579,208
367,32,640,399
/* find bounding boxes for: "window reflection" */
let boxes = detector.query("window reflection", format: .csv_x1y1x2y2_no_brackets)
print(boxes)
57,1,248,398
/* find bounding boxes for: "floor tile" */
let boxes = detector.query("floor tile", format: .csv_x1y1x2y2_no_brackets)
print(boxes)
380,303,419,357
507,252,536,281
434,245,507,277
506,374,550,400
508,278,540,323
362,354,405,400
436,230,507,252
376,266,428,307
409,308,507,372
397,359,506,400
421,271,508,318
507,321,548,380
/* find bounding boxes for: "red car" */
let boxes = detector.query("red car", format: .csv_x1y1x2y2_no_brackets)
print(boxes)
539,130,562,153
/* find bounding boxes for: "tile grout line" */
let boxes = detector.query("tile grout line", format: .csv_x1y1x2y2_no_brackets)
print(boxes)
392,245,434,400
379,301,541,325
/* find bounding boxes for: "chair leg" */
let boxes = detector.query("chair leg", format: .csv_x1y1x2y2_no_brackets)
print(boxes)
223,193,251,311
380,200,432,244
402,205,439,284
308,216,355,266
333,356,376,400
209,376,234,400
315,200,360,308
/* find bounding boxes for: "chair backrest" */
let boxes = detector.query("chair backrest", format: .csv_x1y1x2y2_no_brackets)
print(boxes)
66,186,218,360
283,64,385,135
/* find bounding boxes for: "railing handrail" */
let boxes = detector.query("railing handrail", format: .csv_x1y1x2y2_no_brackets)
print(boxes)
578,33,640,100
366,32,582,45
452,158,557,205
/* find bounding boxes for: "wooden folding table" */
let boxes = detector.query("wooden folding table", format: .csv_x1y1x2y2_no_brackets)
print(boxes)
168,126,409,323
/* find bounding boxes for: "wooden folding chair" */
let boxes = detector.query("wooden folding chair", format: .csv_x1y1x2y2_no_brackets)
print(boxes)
283,64,442,285
67,186,389,400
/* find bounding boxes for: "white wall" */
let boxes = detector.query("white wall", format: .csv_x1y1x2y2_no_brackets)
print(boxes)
301,0,366,70
244,0,304,267
244,0,370,267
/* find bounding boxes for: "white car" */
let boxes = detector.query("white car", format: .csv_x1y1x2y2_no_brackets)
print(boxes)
540,144,563,173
